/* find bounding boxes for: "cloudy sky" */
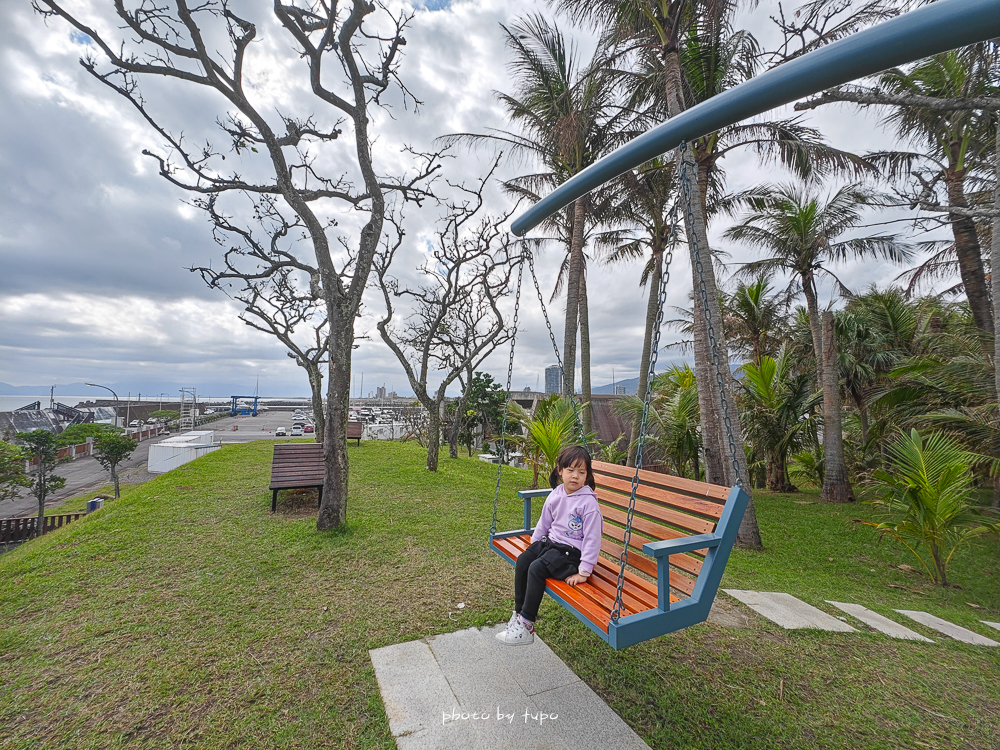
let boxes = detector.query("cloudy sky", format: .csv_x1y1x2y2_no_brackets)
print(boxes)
0,0,942,400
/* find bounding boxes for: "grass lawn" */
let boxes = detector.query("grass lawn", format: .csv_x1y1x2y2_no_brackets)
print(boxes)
1,440,998,749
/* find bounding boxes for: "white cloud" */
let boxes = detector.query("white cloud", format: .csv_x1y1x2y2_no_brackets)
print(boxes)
0,0,960,399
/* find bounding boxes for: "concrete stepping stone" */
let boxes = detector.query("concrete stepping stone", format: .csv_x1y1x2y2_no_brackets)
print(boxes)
370,626,651,750
827,601,933,642
723,590,857,632
895,610,999,646
982,621,1000,633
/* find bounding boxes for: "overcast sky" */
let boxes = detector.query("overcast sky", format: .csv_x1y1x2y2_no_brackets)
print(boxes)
0,0,946,400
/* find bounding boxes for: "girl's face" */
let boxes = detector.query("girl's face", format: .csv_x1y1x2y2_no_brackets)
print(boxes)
559,460,588,494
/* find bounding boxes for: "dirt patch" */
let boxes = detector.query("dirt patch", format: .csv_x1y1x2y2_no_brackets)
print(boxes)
274,489,320,519
707,596,755,629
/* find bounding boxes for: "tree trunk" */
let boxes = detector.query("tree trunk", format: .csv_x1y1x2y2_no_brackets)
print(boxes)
308,363,325,444
663,47,761,549
629,248,663,467
802,270,824,385
820,311,854,503
112,465,120,499
427,401,441,471
579,272,593,440
945,169,993,335
992,122,1000,509
318,312,352,530
36,460,45,534
563,199,587,397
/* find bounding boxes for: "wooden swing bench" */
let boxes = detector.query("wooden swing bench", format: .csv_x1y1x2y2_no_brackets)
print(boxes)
490,460,750,649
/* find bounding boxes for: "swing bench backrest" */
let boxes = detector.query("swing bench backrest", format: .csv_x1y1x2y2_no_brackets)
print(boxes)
490,459,750,649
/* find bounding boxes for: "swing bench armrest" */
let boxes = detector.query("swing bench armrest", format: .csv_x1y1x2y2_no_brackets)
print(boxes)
516,489,550,533
643,533,720,558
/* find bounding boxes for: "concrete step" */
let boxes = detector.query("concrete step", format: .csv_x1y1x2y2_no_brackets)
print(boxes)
827,601,933,642
895,610,999,646
723,590,857,632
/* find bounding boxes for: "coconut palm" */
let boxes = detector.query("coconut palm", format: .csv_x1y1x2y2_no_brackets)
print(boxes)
613,365,702,479
549,0,764,551
866,46,1000,335
448,15,636,435
738,346,821,492
725,275,791,364
865,429,1000,586
725,181,912,502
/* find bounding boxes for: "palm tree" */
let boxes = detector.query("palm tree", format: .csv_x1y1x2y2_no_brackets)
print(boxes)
725,181,912,502
550,0,763,550
867,47,999,335
613,365,702,479
738,346,821,492
725,275,791,365
865,429,1000,586
449,15,635,434
596,156,679,465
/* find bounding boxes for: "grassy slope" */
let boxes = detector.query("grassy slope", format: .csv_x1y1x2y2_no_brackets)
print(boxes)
0,440,997,749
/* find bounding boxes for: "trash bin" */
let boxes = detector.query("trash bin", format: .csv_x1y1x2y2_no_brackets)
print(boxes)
86,498,105,513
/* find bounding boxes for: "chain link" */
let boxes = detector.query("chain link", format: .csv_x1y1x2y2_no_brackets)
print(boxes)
611,196,678,624
677,142,742,488
491,256,525,539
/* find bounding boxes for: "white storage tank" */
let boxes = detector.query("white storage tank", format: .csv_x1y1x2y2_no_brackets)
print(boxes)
148,431,220,474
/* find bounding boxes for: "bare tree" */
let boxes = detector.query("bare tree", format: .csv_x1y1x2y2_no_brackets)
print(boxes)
192,195,331,442
374,173,517,471
34,1,444,529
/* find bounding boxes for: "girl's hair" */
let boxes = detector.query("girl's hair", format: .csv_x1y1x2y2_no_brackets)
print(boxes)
549,445,596,490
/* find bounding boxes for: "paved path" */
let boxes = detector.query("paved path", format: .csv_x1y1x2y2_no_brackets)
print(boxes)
370,625,650,750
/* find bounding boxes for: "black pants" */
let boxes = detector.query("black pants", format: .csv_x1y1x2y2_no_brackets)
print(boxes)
514,537,581,622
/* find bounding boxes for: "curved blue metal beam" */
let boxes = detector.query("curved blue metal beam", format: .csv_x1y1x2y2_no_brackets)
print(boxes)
511,0,1000,236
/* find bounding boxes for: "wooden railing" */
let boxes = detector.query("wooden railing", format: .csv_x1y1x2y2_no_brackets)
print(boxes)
0,512,86,544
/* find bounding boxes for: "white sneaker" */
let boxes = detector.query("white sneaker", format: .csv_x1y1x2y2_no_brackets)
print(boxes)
495,617,534,646
505,610,519,630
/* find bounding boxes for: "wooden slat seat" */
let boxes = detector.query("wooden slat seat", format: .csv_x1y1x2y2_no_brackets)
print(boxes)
347,421,363,446
268,443,324,512
490,459,750,649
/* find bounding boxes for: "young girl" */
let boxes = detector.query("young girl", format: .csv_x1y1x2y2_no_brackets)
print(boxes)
496,445,604,645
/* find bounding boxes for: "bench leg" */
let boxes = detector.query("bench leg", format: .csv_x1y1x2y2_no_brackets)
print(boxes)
272,490,278,513
317,485,323,508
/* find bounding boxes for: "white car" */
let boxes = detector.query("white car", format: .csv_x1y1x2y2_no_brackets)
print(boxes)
129,420,141,428
275,427,287,436
290,425,304,436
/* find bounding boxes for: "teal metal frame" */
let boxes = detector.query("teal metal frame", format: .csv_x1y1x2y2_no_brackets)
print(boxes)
511,0,1000,237
489,484,751,649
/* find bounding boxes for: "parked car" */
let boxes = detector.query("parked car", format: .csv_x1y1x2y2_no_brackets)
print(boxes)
304,425,315,434
291,425,304,436
275,427,287,436
129,420,141,428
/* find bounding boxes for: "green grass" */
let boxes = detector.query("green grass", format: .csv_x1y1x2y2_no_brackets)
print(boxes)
1,441,998,749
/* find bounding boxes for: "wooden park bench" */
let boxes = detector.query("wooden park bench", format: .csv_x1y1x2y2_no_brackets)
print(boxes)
347,420,363,446
490,460,749,649
268,443,324,513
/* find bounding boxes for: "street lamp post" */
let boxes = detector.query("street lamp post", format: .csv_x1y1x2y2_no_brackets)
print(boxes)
85,383,120,429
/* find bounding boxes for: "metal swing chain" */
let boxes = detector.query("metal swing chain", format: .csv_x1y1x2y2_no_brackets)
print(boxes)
490,255,526,539
610,198,678,624
677,142,743,488
527,254,587,446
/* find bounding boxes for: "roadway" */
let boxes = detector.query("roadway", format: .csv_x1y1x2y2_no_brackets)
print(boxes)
1,409,316,519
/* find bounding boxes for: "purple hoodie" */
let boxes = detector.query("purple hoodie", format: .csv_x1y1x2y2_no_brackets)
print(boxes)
530,484,603,576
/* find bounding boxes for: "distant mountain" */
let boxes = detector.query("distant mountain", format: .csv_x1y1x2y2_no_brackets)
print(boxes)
591,377,640,395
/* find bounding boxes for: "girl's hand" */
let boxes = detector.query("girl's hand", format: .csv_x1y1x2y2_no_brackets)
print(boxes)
565,574,587,587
